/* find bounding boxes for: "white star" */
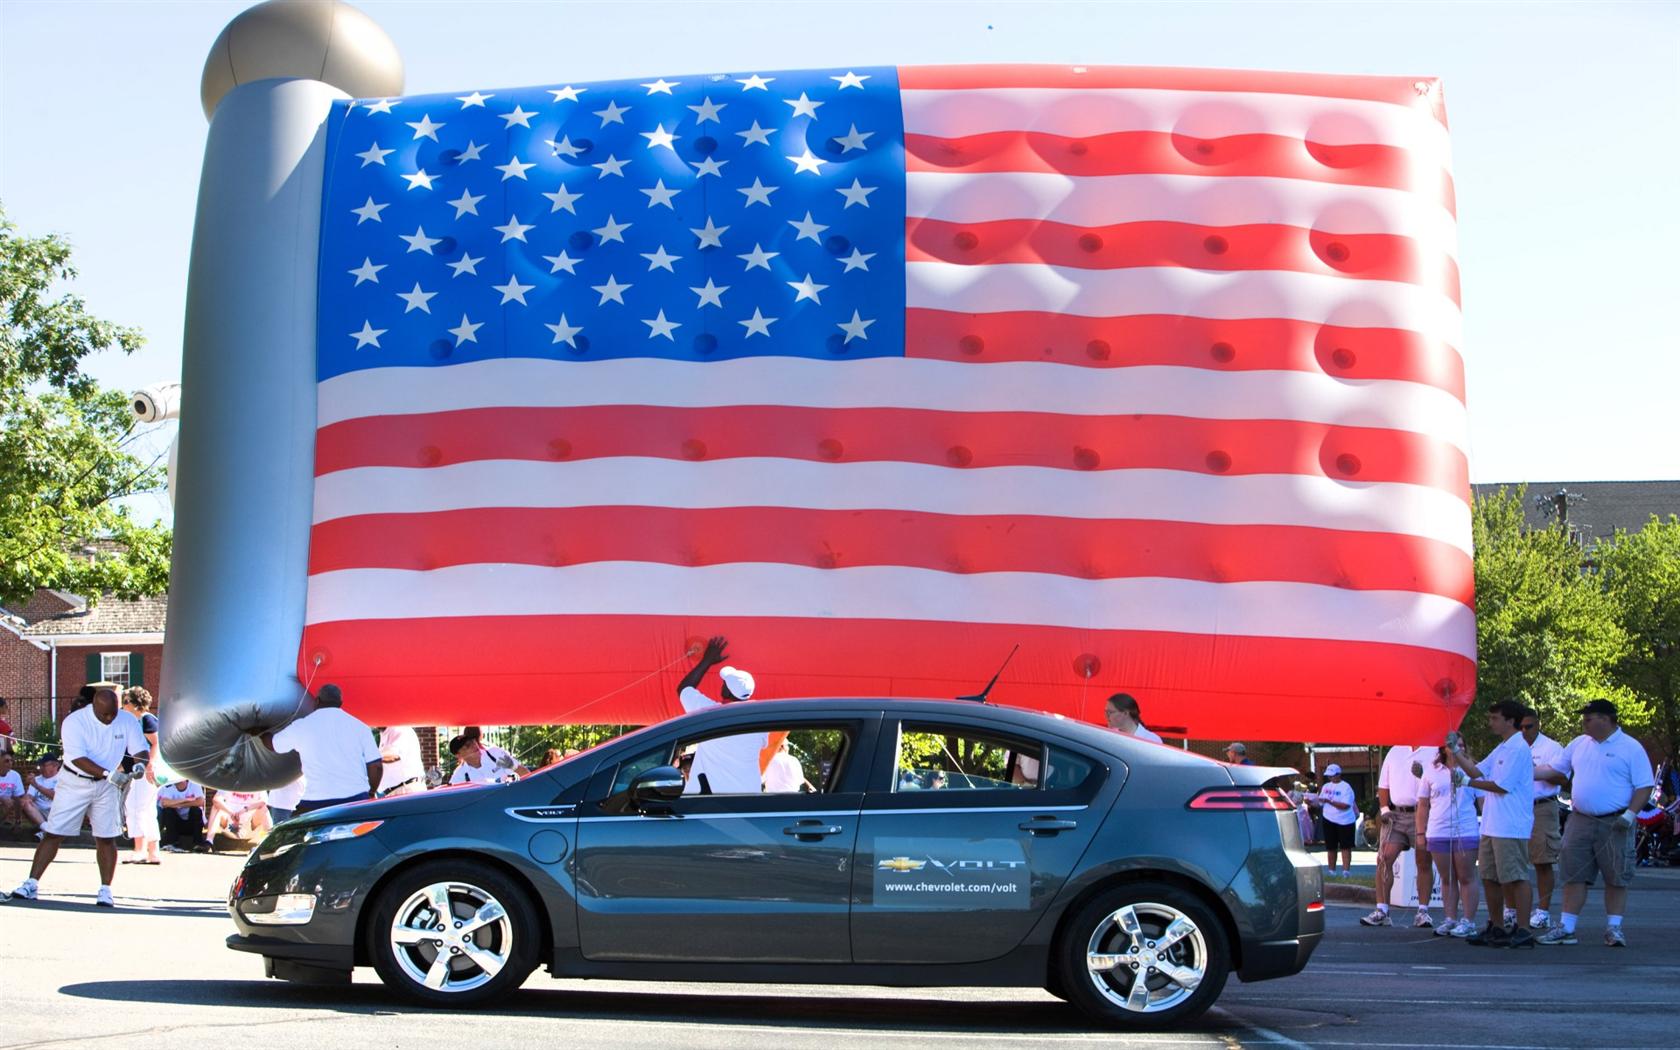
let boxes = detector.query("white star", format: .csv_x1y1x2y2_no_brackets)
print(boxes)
691,217,729,248
493,215,534,242
351,197,388,224
787,273,829,304
356,142,393,166
737,74,775,91
837,310,876,343
500,104,537,128
456,141,486,163
641,179,680,209
549,85,586,102
591,274,631,305
690,278,729,308
397,282,436,313
641,245,681,272
594,154,629,177
447,189,485,218
401,168,436,190
831,71,871,90
447,252,484,277
787,148,827,175
834,124,874,152
542,250,580,274
642,309,681,340
738,307,777,337
642,78,680,95
738,243,779,271
449,314,484,344
593,100,630,126
361,98,397,114
495,155,536,181
348,257,385,285
735,120,776,147
839,247,876,272
640,123,678,150
492,276,536,305
545,314,583,346
691,156,727,178
837,179,877,208
399,226,441,253
542,184,583,213
788,211,829,243
784,92,823,118
406,114,444,141
688,97,727,124
592,214,632,243
349,320,386,348
457,91,494,108
547,135,583,158
738,178,778,207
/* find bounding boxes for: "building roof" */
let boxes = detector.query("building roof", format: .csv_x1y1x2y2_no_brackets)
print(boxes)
15,594,169,637
1473,480,1679,545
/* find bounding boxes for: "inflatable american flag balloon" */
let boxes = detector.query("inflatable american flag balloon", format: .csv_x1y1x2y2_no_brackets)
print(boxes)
168,64,1471,753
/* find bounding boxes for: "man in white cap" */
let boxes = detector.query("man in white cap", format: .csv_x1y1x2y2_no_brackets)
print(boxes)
1317,764,1358,878
675,635,764,795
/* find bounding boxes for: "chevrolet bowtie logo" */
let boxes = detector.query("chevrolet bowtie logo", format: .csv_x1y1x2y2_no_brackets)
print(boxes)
878,856,926,872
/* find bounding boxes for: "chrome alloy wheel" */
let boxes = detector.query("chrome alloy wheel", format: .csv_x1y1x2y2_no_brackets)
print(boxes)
389,881,514,993
1084,902,1208,1013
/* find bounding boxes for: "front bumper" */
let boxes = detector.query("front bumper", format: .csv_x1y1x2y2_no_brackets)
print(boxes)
226,825,392,969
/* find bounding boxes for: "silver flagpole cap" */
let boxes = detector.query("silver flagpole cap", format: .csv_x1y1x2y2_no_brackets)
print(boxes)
201,0,403,119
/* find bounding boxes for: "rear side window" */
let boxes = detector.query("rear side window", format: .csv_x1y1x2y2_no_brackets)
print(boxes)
895,722,1042,791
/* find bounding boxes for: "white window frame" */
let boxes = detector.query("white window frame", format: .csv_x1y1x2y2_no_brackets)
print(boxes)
100,651,132,688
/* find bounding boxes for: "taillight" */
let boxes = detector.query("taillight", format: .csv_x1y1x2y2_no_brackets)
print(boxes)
1187,786,1296,811
1307,900,1325,912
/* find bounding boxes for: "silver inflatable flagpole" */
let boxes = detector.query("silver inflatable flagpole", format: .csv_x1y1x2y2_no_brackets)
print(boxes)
160,0,402,789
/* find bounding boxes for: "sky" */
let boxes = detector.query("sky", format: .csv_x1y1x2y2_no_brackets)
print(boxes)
2,0,1676,530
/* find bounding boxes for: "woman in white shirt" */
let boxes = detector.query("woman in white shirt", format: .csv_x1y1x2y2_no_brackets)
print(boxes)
1416,746,1481,937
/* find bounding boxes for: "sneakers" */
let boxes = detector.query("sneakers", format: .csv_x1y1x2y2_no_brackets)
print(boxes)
1605,926,1626,947
1507,926,1537,949
11,878,39,901
1466,922,1510,947
1537,926,1577,945
1529,909,1550,929
1433,917,1455,937
1450,918,1477,938
1359,908,1393,927
1413,909,1435,928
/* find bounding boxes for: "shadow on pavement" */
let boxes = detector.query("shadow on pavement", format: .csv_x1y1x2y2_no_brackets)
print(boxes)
2,896,228,919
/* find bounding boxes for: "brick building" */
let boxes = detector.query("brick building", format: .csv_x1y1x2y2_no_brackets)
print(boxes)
1,590,166,746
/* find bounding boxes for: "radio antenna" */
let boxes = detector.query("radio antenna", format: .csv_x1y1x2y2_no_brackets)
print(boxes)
957,644,1019,704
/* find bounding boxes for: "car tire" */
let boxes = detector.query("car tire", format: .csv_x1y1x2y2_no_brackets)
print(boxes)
368,859,540,1007
1055,881,1230,1028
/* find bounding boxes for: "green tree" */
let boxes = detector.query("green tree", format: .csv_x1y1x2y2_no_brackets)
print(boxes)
0,205,170,604
1595,515,1680,757
1469,486,1641,751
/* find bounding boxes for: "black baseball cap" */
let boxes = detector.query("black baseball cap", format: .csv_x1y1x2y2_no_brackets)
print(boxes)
1577,699,1618,717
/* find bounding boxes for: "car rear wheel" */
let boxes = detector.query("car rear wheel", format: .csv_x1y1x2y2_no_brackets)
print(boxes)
1056,882,1230,1028
368,860,539,1006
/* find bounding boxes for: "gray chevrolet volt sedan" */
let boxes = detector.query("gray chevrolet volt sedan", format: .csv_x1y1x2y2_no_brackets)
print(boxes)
227,698,1323,1027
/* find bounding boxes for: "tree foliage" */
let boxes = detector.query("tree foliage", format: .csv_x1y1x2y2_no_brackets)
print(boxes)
1595,515,1680,757
0,205,170,604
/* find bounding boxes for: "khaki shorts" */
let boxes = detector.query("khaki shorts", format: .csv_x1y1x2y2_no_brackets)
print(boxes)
1530,797,1562,864
1478,835,1534,884
1561,811,1635,888
43,772,124,838
1379,808,1426,851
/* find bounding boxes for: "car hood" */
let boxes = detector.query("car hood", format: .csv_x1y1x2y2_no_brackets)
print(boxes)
286,783,496,825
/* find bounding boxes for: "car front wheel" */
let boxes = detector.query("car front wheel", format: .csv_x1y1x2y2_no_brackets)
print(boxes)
368,860,539,1006
1056,882,1230,1028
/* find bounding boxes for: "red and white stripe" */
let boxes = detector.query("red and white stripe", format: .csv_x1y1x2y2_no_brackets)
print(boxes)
304,66,1471,744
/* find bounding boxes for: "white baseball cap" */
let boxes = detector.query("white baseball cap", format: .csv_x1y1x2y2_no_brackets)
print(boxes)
719,666,755,700
1325,763,1343,776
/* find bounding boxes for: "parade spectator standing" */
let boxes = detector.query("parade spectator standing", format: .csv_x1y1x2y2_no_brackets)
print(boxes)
377,726,428,796
157,780,207,851
268,775,305,824
1449,702,1537,948
1104,693,1163,743
0,696,14,753
1522,710,1567,930
10,685,148,907
1416,747,1481,937
263,684,382,814
0,752,26,828
1535,699,1655,947
1318,765,1357,878
675,635,765,795
1225,743,1256,764
23,754,60,839
1364,742,1438,928
763,738,814,793
449,735,515,785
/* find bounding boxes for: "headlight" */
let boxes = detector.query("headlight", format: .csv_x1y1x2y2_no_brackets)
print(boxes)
243,893,317,925
256,820,382,861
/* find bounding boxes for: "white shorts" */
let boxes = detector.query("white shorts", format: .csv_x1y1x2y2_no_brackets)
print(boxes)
44,772,124,838
125,778,160,839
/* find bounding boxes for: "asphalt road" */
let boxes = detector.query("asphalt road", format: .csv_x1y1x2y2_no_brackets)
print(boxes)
3,843,1677,1049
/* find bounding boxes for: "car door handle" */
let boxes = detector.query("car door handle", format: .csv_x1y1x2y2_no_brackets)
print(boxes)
1019,817,1078,834
782,821,845,839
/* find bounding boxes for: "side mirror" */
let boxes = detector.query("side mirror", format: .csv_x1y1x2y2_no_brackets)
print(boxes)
629,766,686,809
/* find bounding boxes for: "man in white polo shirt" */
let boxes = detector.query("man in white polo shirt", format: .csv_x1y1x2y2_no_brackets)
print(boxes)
675,635,765,795
1448,701,1537,948
1521,709,1567,930
263,684,382,814
1361,740,1438,928
1535,699,1655,947
9,685,148,907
